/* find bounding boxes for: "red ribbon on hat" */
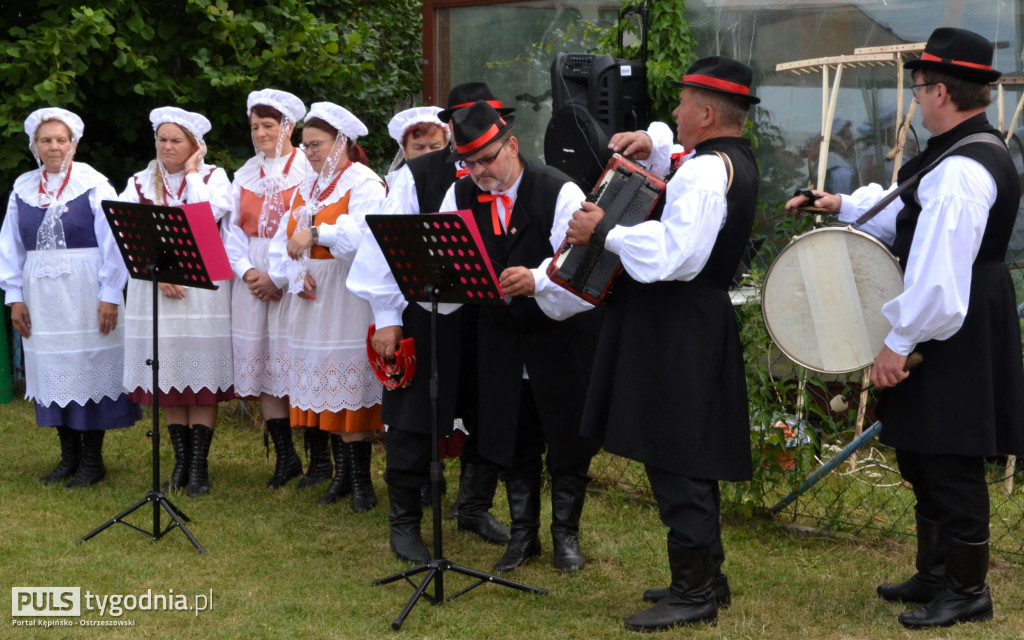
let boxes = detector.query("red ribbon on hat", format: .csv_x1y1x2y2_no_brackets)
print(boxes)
681,74,751,95
920,52,993,71
456,123,503,155
479,193,512,235
449,100,504,111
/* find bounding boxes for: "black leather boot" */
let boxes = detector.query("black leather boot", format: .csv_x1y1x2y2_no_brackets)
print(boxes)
550,474,589,572
388,483,430,563
625,542,718,632
163,423,191,492
494,475,542,572
40,426,80,484
265,418,302,490
318,434,352,505
899,537,993,629
644,532,731,607
349,440,377,513
187,424,213,497
421,461,446,508
296,427,332,490
878,513,945,603
66,430,106,489
457,462,511,545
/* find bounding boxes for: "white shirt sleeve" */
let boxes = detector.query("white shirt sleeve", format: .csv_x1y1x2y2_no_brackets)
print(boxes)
382,165,421,215
602,153,727,283
880,156,994,355
836,182,900,246
191,168,234,224
640,121,675,176
223,179,255,279
532,182,596,319
91,181,129,304
319,178,386,264
0,192,27,304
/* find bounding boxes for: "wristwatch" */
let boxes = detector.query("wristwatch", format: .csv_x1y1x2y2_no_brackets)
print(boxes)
310,225,319,244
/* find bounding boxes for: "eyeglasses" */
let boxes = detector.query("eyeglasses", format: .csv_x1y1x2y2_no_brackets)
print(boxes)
910,82,938,98
300,140,332,154
462,141,508,170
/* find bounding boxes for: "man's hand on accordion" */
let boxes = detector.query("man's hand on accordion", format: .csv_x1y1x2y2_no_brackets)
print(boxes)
499,266,536,298
567,201,606,246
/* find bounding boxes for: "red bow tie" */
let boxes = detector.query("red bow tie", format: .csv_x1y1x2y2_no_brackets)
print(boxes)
478,193,513,235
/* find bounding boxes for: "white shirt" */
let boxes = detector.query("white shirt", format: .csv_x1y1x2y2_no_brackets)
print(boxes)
837,155,994,355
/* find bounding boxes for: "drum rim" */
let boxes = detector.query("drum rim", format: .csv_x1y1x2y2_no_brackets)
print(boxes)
760,225,903,374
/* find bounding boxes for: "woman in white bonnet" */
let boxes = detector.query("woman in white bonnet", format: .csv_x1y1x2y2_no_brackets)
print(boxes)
0,107,141,489
384,106,449,187
118,106,235,496
273,102,384,510
223,88,312,490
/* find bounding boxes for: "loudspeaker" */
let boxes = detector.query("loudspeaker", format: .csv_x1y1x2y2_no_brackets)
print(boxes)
550,52,648,134
544,104,613,191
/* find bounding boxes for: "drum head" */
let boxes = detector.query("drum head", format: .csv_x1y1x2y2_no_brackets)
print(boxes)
762,226,903,374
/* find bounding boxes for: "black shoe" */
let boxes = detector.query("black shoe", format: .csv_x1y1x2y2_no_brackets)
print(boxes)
625,543,718,632
187,424,213,497
297,427,332,490
40,426,80,484
899,537,993,629
319,434,352,505
878,513,945,603
266,418,302,490
349,440,377,513
550,474,589,572
494,475,541,572
457,462,510,545
163,423,191,492
388,484,429,563
65,430,106,489
643,573,732,608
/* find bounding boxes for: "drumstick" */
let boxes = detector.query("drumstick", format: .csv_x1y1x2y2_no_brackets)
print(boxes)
829,352,923,413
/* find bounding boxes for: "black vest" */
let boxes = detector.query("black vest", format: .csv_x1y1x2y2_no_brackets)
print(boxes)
407,148,458,214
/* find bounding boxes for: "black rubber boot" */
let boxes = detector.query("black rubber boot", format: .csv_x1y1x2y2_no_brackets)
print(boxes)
318,434,352,505
387,483,430,563
296,427,332,491
163,423,191,492
457,462,511,545
494,475,542,572
899,537,993,629
644,532,731,607
421,461,445,508
349,440,377,513
550,474,589,572
878,513,945,603
40,426,81,484
187,424,213,497
265,418,302,490
625,542,718,632
66,430,106,489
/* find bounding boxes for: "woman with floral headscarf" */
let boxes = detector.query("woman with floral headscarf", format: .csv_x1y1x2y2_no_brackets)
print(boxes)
0,107,141,489
223,89,312,490
271,102,384,511
119,106,235,496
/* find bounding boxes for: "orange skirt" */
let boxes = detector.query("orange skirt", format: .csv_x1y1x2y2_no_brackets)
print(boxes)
290,404,382,433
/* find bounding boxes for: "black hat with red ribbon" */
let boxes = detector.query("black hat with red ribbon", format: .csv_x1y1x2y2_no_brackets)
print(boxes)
446,101,516,163
904,28,1000,84
438,82,515,123
670,56,760,104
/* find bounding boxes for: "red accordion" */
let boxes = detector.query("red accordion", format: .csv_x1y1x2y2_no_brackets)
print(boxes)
547,153,666,305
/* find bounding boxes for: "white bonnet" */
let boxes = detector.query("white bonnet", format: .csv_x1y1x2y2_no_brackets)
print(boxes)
306,102,368,141
247,89,306,123
25,107,84,143
387,106,448,146
150,106,211,141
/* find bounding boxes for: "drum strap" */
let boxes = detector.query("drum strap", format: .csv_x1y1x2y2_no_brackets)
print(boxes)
711,151,734,195
853,132,1004,227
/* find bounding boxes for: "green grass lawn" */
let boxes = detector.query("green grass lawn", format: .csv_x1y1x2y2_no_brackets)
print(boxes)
2,397,1022,639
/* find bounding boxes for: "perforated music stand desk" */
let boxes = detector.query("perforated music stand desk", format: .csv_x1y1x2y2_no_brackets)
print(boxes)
365,211,547,631
78,201,230,554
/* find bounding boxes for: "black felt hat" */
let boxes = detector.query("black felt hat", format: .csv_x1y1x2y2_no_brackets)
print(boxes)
446,101,516,163
438,82,515,123
670,56,760,104
904,28,1001,84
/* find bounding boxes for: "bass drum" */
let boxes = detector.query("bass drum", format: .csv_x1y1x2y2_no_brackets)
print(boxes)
761,226,903,374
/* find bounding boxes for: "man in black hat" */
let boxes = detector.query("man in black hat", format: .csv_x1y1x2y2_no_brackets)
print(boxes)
348,83,515,563
567,55,760,632
437,100,602,575
787,27,1024,629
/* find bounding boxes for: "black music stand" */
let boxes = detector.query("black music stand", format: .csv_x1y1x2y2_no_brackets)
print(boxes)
77,201,227,554
365,212,547,631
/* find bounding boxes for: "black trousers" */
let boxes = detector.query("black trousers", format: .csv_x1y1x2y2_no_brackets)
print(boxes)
645,465,721,550
384,426,489,490
895,449,989,543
